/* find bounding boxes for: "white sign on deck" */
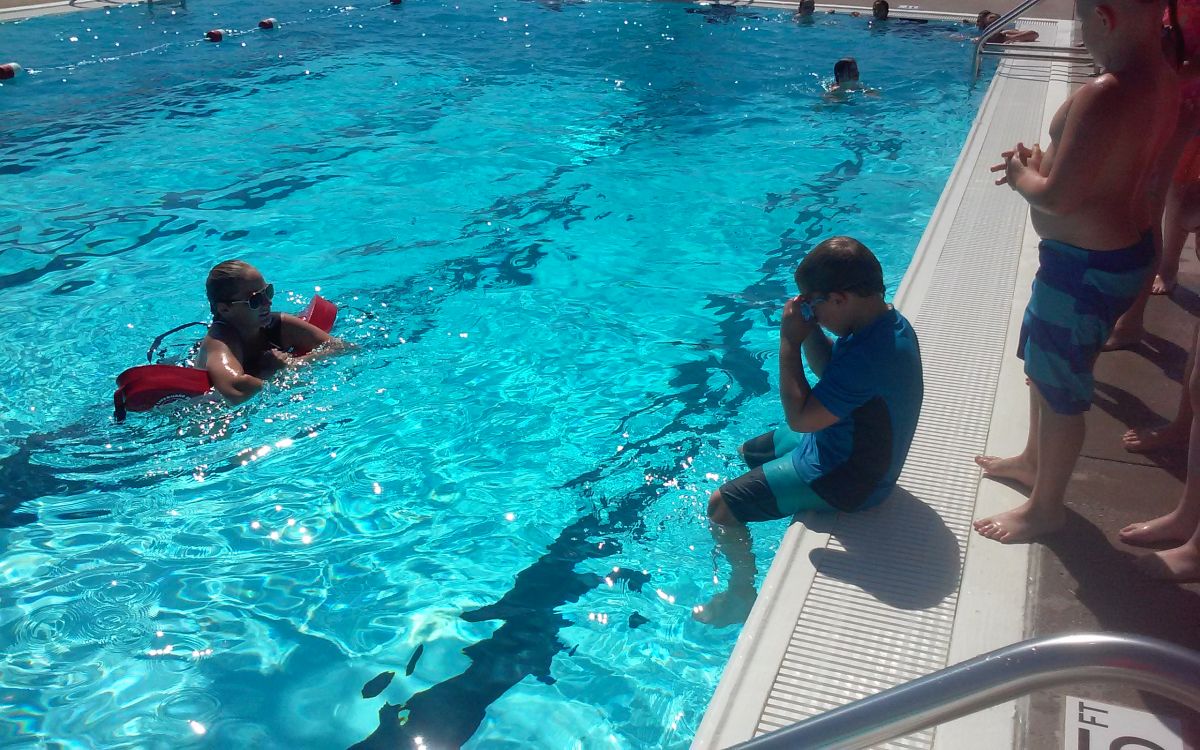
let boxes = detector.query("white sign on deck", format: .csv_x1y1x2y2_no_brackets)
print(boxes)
1064,697,1184,750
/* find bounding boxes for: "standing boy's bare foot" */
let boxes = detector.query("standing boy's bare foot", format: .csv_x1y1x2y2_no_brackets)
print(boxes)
973,501,1066,544
1102,325,1143,351
1134,545,1200,582
974,454,1036,488
1122,424,1189,453
1119,510,1198,546
1151,274,1177,295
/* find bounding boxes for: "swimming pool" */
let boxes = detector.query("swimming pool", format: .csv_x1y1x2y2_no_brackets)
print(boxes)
0,1,985,747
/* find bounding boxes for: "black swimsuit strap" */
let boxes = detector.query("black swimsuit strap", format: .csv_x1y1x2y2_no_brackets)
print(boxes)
264,312,284,349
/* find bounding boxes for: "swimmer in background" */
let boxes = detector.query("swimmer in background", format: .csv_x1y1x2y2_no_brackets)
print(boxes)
826,57,879,97
196,260,346,405
976,10,1040,43
868,0,928,25
793,0,816,22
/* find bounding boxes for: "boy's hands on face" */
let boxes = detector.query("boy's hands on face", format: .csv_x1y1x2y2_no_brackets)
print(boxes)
781,295,815,346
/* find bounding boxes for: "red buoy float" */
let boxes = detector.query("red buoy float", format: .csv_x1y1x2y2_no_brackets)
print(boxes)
258,18,277,29
112,296,339,421
389,0,402,5
0,62,22,80
204,29,225,42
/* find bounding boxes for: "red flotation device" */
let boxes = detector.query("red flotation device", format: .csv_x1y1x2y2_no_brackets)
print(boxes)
113,296,338,422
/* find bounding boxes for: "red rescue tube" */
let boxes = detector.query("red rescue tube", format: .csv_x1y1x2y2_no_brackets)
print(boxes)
113,295,337,421
258,18,277,29
0,63,22,80
294,296,337,354
205,29,225,42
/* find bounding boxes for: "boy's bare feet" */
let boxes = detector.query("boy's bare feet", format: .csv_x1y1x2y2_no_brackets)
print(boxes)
1119,510,1198,546
973,501,1066,544
974,454,1036,488
692,587,756,627
1122,424,1188,453
1134,545,1200,582
1150,274,1177,295
1102,325,1143,351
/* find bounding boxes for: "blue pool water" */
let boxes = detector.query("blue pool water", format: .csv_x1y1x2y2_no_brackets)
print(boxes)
0,2,985,747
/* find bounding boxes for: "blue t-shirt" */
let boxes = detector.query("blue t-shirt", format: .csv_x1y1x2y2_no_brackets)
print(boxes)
790,308,923,511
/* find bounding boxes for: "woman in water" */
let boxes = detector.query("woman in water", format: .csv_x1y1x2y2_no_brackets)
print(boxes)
196,259,342,404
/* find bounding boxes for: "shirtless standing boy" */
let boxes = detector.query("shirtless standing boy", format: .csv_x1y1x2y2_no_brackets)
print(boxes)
973,0,1179,543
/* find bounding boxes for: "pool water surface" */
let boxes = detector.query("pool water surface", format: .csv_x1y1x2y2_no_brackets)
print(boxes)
0,1,985,747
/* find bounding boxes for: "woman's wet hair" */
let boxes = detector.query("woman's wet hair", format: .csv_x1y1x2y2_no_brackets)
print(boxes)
795,236,886,298
833,57,858,82
206,259,255,316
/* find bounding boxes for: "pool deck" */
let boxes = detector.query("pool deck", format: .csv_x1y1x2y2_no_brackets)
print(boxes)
0,0,139,21
695,16,1200,750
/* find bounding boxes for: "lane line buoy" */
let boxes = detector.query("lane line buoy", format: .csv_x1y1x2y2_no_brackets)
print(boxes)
258,18,277,29
0,62,22,80
204,29,225,42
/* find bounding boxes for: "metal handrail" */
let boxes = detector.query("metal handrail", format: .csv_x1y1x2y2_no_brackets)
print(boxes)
730,633,1200,750
971,0,1092,77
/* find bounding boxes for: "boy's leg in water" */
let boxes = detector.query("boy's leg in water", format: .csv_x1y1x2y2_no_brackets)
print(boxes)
693,500,758,628
695,456,832,625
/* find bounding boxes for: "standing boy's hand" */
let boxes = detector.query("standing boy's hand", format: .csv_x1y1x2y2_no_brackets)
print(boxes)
781,296,815,346
991,142,1038,185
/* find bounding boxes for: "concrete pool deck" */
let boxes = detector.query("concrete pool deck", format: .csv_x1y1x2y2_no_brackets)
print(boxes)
0,0,139,22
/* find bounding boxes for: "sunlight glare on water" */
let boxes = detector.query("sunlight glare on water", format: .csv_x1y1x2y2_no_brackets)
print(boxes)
0,1,985,746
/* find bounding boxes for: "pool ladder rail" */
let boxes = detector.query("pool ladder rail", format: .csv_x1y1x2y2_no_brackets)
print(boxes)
721,632,1200,749
972,0,1093,78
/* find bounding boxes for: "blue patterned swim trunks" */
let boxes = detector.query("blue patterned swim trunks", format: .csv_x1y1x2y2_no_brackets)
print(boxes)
1018,232,1154,415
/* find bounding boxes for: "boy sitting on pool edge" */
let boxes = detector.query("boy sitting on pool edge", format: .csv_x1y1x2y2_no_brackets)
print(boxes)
196,260,346,405
695,237,924,626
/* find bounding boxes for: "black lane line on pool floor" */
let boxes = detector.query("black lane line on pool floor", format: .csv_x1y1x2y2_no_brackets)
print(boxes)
347,130,897,747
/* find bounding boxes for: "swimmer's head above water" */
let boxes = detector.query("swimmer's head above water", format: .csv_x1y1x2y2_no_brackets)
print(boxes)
976,10,1000,30
833,57,861,86
206,259,275,331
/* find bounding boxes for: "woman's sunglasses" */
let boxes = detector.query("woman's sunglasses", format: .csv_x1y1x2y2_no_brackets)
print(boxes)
228,283,275,310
